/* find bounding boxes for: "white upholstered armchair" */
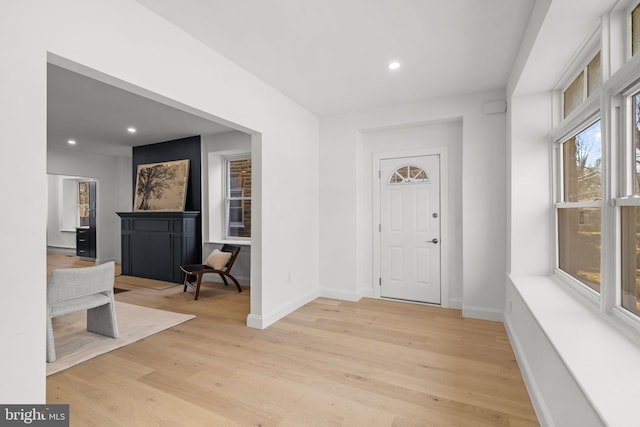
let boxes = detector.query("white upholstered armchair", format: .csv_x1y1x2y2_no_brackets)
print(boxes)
46,261,119,362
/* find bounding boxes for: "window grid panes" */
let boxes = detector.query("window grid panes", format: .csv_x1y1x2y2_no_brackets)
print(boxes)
621,206,640,316
618,87,640,318
564,72,585,118
558,207,601,292
562,121,602,202
562,52,601,119
557,120,602,293
553,11,640,326
226,157,251,239
632,3,640,57
388,165,429,184
79,181,90,227
587,52,602,96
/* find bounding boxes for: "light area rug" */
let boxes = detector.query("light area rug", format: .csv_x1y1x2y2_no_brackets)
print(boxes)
47,302,195,376
114,275,180,290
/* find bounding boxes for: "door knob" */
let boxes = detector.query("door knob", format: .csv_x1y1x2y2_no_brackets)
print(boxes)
430,238,439,244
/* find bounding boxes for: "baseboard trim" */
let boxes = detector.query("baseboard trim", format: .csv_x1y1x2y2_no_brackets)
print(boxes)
462,304,503,322
246,288,319,329
246,314,264,329
448,298,462,310
319,287,361,302
504,313,553,426
47,246,75,256
358,287,373,300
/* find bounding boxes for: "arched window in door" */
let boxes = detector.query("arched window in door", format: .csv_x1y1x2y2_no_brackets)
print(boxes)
388,165,429,184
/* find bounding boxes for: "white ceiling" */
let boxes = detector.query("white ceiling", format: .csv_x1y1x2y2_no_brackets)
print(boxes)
47,64,232,157
136,0,536,116
48,1,536,156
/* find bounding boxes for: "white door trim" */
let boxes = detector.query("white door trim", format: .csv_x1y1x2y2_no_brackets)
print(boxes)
373,148,449,307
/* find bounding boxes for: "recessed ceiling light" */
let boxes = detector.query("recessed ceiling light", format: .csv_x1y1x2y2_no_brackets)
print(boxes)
127,127,137,133
67,139,76,145
388,61,401,70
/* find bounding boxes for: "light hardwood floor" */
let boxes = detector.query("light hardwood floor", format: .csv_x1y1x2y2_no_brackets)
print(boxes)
46,254,538,426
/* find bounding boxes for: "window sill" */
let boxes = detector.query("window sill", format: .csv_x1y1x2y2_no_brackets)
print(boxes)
507,274,640,426
205,240,251,246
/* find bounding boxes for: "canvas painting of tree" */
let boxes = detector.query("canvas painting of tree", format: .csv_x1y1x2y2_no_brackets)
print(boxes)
133,159,190,212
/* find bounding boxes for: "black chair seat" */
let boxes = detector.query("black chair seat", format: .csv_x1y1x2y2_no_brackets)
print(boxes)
180,264,217,274
179,244,242,300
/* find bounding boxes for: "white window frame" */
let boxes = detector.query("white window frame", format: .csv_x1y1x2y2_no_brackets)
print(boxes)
550,25,605,307
223,153,251,241
552,113,604,307
627,0,640,61
559,35,602,122
549,7,640,333
610,77,640,330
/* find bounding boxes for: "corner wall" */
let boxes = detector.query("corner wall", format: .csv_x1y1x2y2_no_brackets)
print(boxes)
507,93,553,276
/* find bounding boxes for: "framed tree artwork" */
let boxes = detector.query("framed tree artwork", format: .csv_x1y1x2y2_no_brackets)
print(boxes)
133,159,190,212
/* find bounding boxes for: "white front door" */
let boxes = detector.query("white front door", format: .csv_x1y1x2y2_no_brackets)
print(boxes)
380,155,441,304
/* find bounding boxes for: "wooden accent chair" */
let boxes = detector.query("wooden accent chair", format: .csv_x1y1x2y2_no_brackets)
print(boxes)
180,244,242,300
47,261,119,363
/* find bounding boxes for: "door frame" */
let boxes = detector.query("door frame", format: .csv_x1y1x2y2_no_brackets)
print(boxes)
372,148,450,306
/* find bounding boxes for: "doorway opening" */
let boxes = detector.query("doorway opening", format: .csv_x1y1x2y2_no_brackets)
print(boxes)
46,54,262,324
47,174,97,260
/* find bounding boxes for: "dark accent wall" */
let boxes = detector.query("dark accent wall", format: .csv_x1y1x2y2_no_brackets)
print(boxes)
131,135,202,263
132,135,202,212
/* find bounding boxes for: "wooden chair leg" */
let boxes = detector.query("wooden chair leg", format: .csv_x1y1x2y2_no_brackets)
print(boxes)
226,273,242,293
194,273,203,300
218,273,229,287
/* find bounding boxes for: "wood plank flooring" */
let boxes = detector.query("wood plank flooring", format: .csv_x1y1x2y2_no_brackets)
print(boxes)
46,254,538,426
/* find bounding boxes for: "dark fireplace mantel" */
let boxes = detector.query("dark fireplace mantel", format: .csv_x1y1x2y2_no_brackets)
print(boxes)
117,211,200,283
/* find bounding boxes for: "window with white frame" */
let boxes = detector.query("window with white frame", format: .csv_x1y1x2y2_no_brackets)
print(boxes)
555,120,603,293
224,154,251,239
563,52,602,118
550,1,640,326
616,86,640,317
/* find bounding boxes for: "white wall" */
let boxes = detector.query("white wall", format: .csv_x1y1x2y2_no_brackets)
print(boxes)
0,0,319,403
46,175,76,249
319,90,507,320
507,93,553,275
48,148,131,264
1,1,49,402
